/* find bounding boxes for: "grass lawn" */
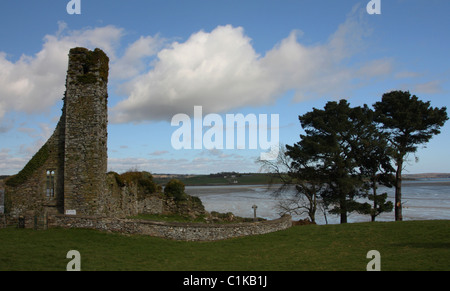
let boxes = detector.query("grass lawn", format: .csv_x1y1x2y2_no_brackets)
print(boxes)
0,220,449,271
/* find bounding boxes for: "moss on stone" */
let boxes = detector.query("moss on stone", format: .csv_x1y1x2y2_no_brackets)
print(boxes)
114,171,159,200
92,48,109,83
77,73,98,84
6,144,50,187
70,47,109,85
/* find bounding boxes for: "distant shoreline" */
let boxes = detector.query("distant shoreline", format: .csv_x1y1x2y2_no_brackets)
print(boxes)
2,172,450,187
403,173,450,179
154,173,450,187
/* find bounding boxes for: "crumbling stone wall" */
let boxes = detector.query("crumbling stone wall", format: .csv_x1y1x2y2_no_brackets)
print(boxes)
63,48,109,216
51,214,293,241
98,172,206,219
4,100,66,218
1,47,291,241
99,172,165,217
4,47,108,218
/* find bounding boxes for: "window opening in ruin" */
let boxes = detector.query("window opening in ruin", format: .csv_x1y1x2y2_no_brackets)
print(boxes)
46,170,55,198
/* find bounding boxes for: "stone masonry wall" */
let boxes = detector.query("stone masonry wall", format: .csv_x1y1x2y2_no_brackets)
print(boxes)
51,214,292,241
4,47,109,219
4,105,65,219
63,48,109,216
97,173,165,218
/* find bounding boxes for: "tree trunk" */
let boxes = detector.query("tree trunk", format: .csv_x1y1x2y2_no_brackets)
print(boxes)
395,158,403,221
340,212,347,224
340,197,347,224
371,180,377,222
310,189,317,223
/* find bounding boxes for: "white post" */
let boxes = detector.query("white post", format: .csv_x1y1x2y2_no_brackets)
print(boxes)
252,205,258,222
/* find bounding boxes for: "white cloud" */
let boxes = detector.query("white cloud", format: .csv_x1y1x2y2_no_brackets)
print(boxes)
0,148,28,175
112,25,272,123
356,58,393,79
394,71,422,79
108,152,257,175
111,8,386,123
0,24,123,122
1,6,394,128
149,150,169,156
413,80,444,94
110,35,166,80
395,79,445,95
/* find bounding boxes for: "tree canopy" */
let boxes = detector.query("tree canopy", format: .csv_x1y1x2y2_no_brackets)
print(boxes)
262,91,447,224
287,100,373,223
373,90,448,220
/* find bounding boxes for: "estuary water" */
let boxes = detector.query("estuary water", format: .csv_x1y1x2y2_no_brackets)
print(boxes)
185,179,450,225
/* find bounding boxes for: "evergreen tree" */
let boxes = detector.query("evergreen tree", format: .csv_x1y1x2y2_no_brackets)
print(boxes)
288,100,370,223
374,91,448,221
355,105,394,221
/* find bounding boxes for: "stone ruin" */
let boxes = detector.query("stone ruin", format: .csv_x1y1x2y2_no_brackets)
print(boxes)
0,47,292,240
1,47,203,222
4,48,109,219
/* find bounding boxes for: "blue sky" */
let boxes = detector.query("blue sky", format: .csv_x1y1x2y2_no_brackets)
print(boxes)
0,0,449,175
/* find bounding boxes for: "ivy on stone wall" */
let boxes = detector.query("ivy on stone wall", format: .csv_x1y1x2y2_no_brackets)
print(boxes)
5,144,49,187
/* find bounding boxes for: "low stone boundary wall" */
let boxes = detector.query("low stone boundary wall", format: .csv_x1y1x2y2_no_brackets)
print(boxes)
51,214,292,241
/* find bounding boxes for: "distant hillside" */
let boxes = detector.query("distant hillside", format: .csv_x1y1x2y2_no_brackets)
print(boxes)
153,172,450,185
403,173,450,179
153,173,279,186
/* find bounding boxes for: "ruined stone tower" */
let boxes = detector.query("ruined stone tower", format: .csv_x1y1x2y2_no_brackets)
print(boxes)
4,47,109,218
63,47,109,215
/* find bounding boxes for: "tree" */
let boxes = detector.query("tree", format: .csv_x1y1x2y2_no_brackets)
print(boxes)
258,144,324,223
355,105,394,221
289,100,371,224
285,143,327,223
373,91,448,221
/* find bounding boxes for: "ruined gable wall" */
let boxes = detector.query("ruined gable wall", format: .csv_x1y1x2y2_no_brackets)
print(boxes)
4,47,109,219
4,114,65,219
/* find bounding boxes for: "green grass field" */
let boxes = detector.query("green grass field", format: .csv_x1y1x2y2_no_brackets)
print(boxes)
0,220,449,271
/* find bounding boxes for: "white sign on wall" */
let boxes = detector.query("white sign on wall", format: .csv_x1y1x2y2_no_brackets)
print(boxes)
65,209,77,215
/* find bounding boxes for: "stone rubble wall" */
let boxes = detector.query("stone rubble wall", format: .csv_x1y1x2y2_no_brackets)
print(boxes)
50,214,292,241
4,48,109,218
63,48,109,216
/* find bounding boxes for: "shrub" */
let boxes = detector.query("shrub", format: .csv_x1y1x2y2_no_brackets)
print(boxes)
164,179,188,201
115,171,159,198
